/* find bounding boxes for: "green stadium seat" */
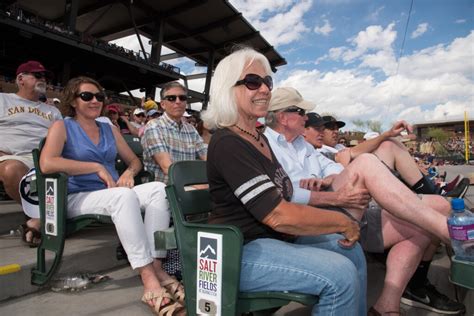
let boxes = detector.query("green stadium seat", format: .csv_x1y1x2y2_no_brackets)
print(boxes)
162,160,318,316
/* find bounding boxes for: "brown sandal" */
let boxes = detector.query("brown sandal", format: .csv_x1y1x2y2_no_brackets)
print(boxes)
141,288,185,316
19,224,41,248
161,277,185,305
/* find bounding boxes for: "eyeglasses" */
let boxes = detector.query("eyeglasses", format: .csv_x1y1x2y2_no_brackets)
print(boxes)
309,126,325,132
25,72,47,79
325,124,339,131
235,73,273,91
135,113,145,118
76,91,106,102
163,95,188,102
282,107,306,116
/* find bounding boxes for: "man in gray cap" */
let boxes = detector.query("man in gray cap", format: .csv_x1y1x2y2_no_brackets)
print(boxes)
264,86,459,315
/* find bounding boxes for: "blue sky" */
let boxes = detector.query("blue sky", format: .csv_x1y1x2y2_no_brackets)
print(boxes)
114,0,473,131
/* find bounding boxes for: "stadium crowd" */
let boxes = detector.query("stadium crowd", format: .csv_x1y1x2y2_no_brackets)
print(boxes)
0,47,472,315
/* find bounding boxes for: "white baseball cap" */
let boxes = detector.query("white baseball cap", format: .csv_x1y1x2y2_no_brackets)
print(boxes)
133,108,146,115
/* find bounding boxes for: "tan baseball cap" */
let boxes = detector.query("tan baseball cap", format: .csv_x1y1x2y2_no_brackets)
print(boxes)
269,87,315,112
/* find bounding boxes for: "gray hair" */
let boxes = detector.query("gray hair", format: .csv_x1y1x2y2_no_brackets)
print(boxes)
201,47,272,130
264,111,279,129
160,81,187,100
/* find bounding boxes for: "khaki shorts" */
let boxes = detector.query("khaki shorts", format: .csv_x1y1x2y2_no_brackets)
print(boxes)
0,153,34,169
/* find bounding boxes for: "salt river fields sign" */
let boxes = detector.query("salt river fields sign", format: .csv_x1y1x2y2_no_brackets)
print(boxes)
196,232,222,315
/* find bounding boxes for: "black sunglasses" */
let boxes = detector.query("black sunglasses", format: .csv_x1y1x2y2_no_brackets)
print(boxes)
136,113,145,118
163,95,188,102
26,72,47,79
235,73,273,91
76,91,106,102
282,107,306,116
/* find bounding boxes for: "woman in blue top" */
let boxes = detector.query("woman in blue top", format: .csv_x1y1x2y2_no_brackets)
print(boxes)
40,76,185,316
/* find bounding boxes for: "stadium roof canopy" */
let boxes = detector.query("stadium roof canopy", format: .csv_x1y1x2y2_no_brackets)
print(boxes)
1,0,286,104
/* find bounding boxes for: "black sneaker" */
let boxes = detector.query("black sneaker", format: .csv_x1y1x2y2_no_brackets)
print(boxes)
445,178,470,198
401,283,466,314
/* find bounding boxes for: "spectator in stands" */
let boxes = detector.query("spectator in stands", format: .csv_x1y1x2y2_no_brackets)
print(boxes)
35,76,184,315
143,96,158,112
105,103,139,136
130,108,146,128
130,108,147,137
202,47,366,316
0,60,62,246
338,136,348,147
142,82,207,183
265,90,461,315
146,109,161,121
52,97,60,106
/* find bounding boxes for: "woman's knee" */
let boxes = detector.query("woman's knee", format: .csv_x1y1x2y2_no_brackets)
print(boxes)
114,187,140,206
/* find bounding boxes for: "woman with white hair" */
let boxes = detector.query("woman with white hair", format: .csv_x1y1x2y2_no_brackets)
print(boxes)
202,47,367,316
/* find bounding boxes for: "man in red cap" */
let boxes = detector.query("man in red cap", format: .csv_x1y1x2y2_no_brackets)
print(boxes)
0,61,62,245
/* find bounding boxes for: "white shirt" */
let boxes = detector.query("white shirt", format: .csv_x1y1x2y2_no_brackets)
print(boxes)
264,127,343,205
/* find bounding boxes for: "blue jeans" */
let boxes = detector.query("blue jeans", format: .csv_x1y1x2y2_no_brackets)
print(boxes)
240,233,367,316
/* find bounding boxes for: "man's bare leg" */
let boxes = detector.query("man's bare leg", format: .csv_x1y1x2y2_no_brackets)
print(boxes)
0,160,29,203
374,139,423,186
373,209,432,313
331,153,449,243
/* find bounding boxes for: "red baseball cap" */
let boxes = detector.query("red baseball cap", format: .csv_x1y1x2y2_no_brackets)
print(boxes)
106,104,121,114
16,60,52,77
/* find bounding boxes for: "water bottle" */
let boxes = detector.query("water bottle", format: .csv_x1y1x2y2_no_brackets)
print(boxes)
447,198,474,261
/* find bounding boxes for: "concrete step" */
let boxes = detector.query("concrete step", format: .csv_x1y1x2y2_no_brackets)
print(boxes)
0,201,26,234
0,251,471,316
0,225,128,301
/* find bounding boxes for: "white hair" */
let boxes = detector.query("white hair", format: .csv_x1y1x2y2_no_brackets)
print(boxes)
201,47,272,130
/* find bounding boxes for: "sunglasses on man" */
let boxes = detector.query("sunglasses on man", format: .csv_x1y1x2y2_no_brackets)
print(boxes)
235,73,273,91
282,107,306,116
76,91,106,102
163,95,188,102
135,113,146,118
24,72,47,79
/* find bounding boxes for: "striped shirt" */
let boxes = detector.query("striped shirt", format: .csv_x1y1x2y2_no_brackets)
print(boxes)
141,112,207,183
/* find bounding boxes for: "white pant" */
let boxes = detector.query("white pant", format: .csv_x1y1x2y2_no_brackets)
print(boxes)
67,182,170,269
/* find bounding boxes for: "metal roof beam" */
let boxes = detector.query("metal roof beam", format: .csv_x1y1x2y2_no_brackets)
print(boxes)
186,73,207,80
160,52,183,61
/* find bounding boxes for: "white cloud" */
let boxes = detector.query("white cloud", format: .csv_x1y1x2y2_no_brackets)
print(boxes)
411,22,428,39
231,0,313,46
229,0,291,20
277,31,474,129
455,19,466,24
314,19,334,36
328,23,397,64
367,6,385,22
398,31,474,79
